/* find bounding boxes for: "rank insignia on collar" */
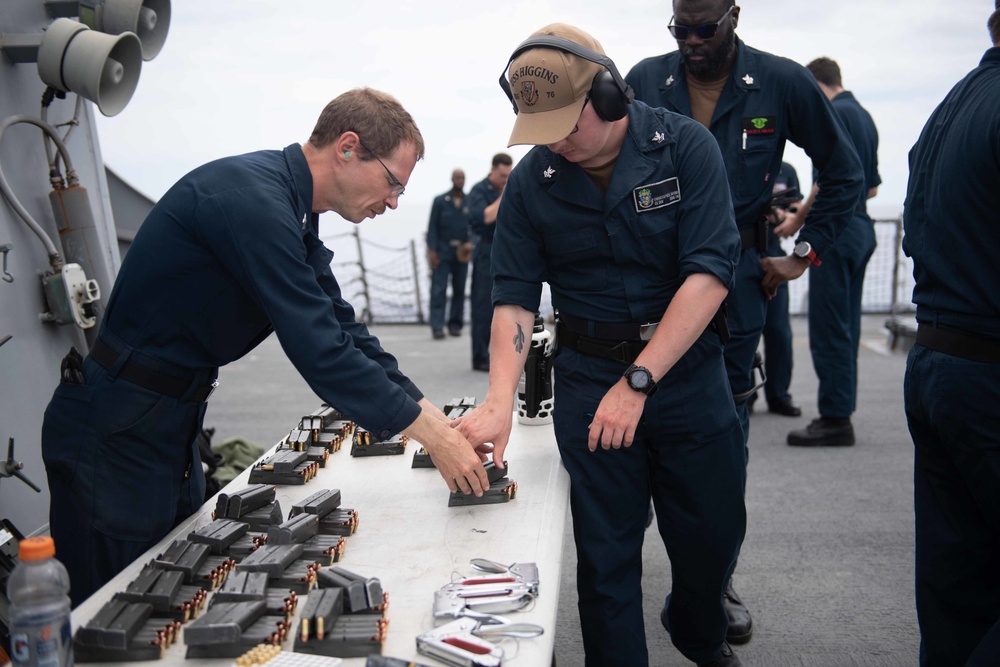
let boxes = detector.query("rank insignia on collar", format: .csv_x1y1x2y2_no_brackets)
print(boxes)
653,131,665,143
665,75,675,87
543,166,555,179
301,214,308,229
742,74,754,85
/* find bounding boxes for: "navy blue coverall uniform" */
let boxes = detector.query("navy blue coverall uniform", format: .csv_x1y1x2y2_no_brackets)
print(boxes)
426,190,471,334
467,177,502,368
809,91,880,419
492,100,745,666
902,46,1000,667
626,38,864,442
754,162,802,410
41,144,424,605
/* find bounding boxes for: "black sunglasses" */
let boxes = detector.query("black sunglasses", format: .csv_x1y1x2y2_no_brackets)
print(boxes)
357,136,405,197
668,5,734,40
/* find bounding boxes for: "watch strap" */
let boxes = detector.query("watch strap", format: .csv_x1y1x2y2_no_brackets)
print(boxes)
794,242,822,267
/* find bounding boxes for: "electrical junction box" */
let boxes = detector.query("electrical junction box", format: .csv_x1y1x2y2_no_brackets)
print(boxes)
40,263,101,328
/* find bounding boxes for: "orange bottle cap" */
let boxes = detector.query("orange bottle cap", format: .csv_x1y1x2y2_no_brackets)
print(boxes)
18,536,55,561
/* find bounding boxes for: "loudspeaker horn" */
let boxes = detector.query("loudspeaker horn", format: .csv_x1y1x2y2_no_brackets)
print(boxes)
37,18,142,117
81,0,171,61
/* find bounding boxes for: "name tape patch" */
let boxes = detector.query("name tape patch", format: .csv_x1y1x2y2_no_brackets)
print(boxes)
741,116,777,136
633,177,681,212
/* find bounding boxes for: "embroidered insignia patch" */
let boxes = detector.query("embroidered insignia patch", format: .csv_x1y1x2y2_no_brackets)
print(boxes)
741,116,777,137
521,81,539,107
633,177,681,212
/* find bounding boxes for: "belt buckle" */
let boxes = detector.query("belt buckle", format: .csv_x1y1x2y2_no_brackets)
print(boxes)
205,379,219,402
609,341,631,363
639,323,658,341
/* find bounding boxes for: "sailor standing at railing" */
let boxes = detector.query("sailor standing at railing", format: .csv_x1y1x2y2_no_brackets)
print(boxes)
467,152,513,372
426,168,472,340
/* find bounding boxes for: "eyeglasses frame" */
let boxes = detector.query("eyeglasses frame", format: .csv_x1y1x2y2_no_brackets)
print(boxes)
356,136,405,197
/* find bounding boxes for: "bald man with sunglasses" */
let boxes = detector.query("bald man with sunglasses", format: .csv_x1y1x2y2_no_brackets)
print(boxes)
626,0,865,648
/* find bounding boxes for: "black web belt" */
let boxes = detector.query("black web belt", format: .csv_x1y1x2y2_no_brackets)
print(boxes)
90,338,218,402
739,216,768,253
556,314,654,365
916,324,1000,364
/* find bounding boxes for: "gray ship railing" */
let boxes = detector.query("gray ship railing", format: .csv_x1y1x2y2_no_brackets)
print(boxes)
327,217,915,326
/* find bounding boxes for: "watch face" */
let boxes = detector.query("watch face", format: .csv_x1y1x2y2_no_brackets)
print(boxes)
629,368,651,389
794,241,811,258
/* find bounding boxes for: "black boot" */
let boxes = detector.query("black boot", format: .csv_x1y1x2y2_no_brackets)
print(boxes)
767,399,802,417
787,416,855,447
661,593,748,662
722,579,753,644
699,642,743,667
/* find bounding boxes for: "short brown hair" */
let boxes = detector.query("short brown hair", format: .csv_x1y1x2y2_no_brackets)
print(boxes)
309,88,425,161
806,57,842,88
491,153,513,169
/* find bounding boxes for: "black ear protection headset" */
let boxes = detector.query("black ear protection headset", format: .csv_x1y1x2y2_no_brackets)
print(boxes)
498,35,635,122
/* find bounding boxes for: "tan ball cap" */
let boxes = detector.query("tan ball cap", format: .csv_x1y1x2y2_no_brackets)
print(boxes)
506,23,607,147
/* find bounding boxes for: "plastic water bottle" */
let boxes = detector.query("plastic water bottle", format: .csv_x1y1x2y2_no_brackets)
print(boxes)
7,536,74,667
517,314,554,425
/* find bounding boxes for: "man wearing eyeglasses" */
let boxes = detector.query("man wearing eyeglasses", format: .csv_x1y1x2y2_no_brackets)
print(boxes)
459,22,745,667
41,87,491,606
626,0,865,645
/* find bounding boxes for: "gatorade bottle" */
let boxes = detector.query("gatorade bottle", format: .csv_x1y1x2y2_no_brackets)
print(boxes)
7,536,74,667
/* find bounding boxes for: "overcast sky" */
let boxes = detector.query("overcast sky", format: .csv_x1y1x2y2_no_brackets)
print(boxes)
92,0,994,244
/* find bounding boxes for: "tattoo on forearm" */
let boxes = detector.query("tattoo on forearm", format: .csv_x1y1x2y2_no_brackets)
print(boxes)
513,323,525,354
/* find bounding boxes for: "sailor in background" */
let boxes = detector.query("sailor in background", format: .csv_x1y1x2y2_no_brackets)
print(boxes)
467,152,513,372
426,168,472,340
748,161,803,418
784,57,881,448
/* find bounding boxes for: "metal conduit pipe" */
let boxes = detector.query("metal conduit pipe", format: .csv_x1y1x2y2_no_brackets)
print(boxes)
0,114,78,271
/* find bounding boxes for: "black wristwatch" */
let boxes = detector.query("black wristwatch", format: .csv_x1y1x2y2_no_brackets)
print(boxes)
624,364,658,396
792,240,822,267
